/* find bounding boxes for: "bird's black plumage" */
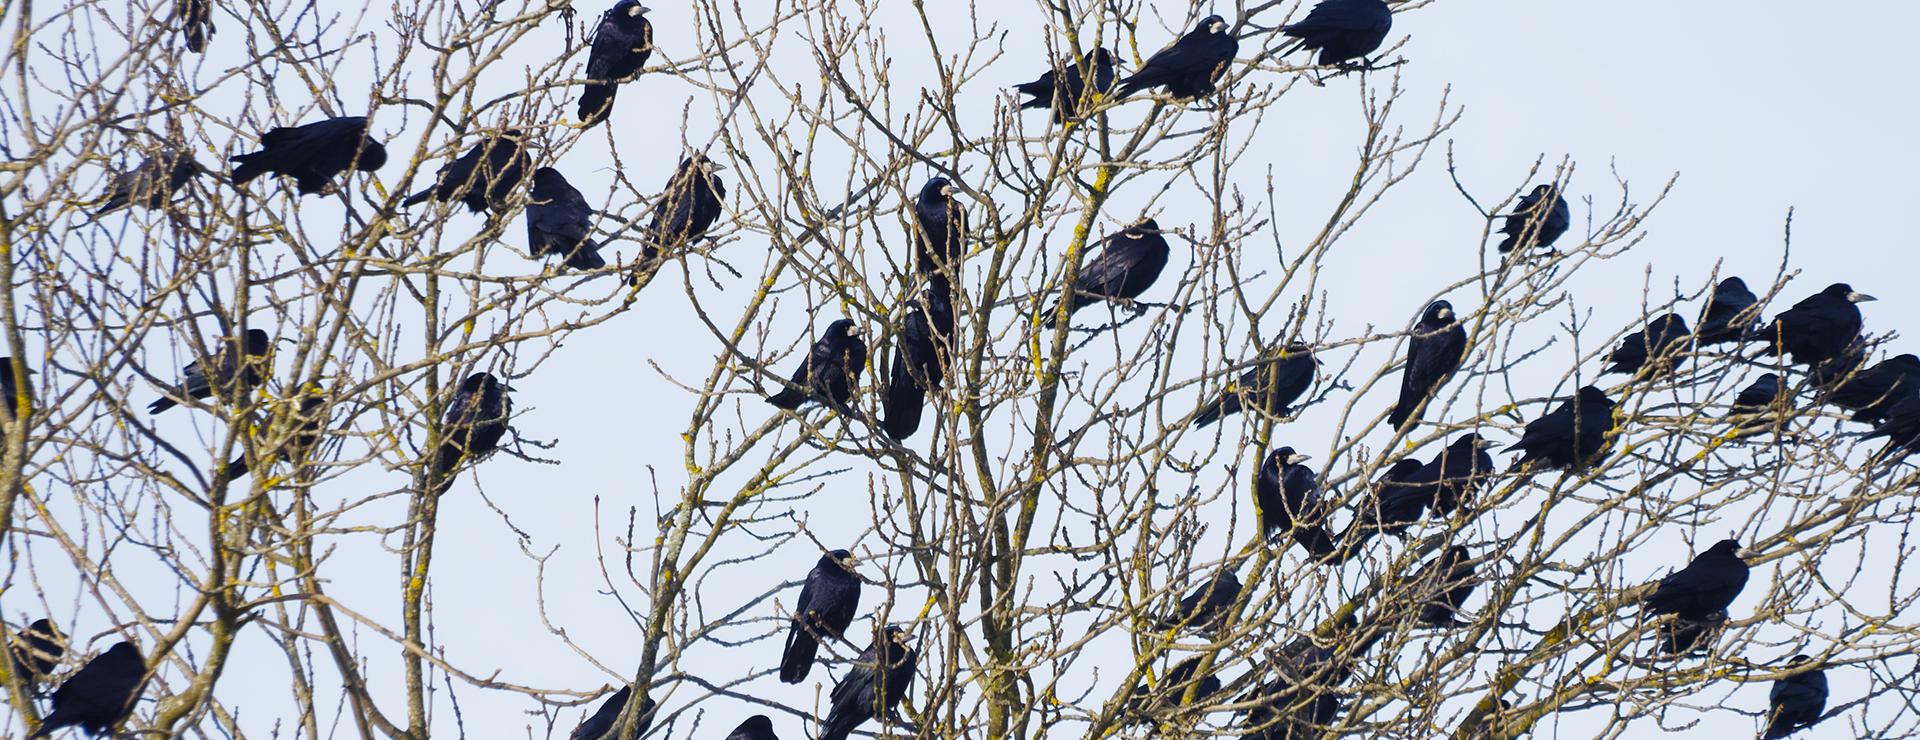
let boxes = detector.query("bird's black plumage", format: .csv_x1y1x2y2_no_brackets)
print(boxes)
1280,0,1393,66
433,373,512,480
230,117,387,195
1256,447,1319,537
911,178,968,278
1160,568,1241,632
767,319,867,411
96,150,203,215
1390,301,1467,429
882,290,954,440
1758,283,1876,366
32,642,144,738
1763,655,1827,740
1411,546,1478,627
819,627,917,740
1506,386,1616,471
569,686,657,740
1657,611,1725,656
1240,618,1381,740
1695,277,1759,346
1496,184,1570,253
1731,373,1786,414
1644,539,1748,621
225,395,327,478
1129,656,1220,717
1116,16,1237,99
1864,390,1920,459
10,619,64,685
403,131,529,213
1342,457,1427,548
1192,344,1317,427
180,0,213,52
643,156,727,263
1353,434,1494,540
725,716,778,740
578,0,654,127
1046,219,1171,327
1015,48,1118,124
1604,313,1691,376
1826,354,1919,424
781,550,862,684
149,329,271,415
527,167,605,271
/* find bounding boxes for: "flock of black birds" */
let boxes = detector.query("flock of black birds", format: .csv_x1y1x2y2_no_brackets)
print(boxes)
26,0,1906,738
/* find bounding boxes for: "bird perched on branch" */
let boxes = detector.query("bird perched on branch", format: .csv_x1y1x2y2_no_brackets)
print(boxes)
1045,219,1171,328
1604,313,1691,376
724,716,777,740
403,131,530,214
225,394,327,478
149,329,272,415
1762,655,1827,740
882,289,953,440
1695,277,1759,346
1506,386,1615,471
642,156,727,265
1410,546,1478,627
1192,344,1318,427
1160,567,1241,632
1824,354,1918,424
568,686,656,740
31,642,144,738
578,0,653,127
767,319,867,412
910,178,968,279
1015,48,1118,123
1643,539,1748,621
527,167,605,271
1116,16,1237,100
1256,447,1320,537
1496,184,1569,253
819,627,918,740
1389,301,1466,429
230,117,387,196
1280,0,1393,67
1755,283,1876,367
10,619,64,687
432,372,513,482
180,0,214,52
95,150,204,216
781,550,861,684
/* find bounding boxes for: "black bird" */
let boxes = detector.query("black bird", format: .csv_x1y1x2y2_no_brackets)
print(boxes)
1241,618,1382,740
32,642,144,738
527,168,605,271
1015,48,1119,124
1658,610,1725,656
766,319,867,411
1160,567,1241,632
1731,373,1787,414
1695,277,1759,346
432,373,513,480
1389,301,1467,429
1340,458,1427,548
1826,354,1920,424
1129,656,1220,716
882,290,954,440
225,395,327,478
1280,0,1393,67
911,178,968,278
1256,447,1319,537
180,0,213,52
1115,15,1237,100
725,716,777,740
402,131,530,214
1506,386,1616,471
1604,313,1691,376
1353,434,1495,539
1411,546,1478,627
781,550,862,684
569,686,657,740
578,0,654,127
149,329,272,415
1644,539,1749,621
1863,390,1920,459
642,156,728,263
1762,655,1828,740
95,150,204,216
1192,344,1318,427
1496,184,1570,253
1045,219,1171,328
10,619,64,685
819,627,918,740
230,117,387,196
2,357,34,431
1757,283,1876,366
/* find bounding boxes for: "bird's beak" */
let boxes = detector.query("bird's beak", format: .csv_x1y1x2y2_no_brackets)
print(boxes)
1476,438,1499,450
709,162,729,172
1289,453,1313,464
632,5,651,15
1849,291,1877,303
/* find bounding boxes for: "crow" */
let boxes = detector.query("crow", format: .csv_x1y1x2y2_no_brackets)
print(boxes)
225,395,327,478
1160,567,1241,632
1695,277,1759,346
1045,219,1171,328
724,716,778,740
1338,458,1427,552
1731,373,1786,414
1825,354,1920,424
781,550,862,684
527,167,605,271
1015,48,1118,124
1411,546,1478,627
180,0,213,52
95,150,204,216
1256,447,1319,537
568,686,657,740
1496,184,1570,253
1762,655,1828,740
819,627,918,740
1115,15,1237,99
1506,386,1616,471
1128,656,1220,716
433,373,513,480
31,642,144,738
1353,434,1494,538
1603,313,1691,376
578,0,653,127
1657,611,1725,656
1389,301,1467,429
882,290,953,440
402,131,530,214
1863,390,1920,459
911,178,968,279
1241,617,1382,740
230,117,387,195
1643,539,1748,621
1756,283,1876,366
149,329,272,415
643,156,727,263
767,319,867,411
1192,344,1318,427
10,619,64,685
1280,0,1393,67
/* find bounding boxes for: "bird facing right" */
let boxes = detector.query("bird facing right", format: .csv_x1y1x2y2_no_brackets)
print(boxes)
578,0,654,127
780,550,862,684
1389,301,1467,429
643,156,728,264
230,116,387,196
1191,343,1318,427
766,319,868,411
1603,313,1691,377
10,619,65,685
527,167,606,271
1643,539,1749,621
1015,48,1118,124
1256,447,1320,537
402,131,531,214
32,642,144,738
1280,0,1394,67
725,716,778,740
1695,276,1759,346
819,627,918,740
1496,184,1570,253
1115,15,1237,100
1757,283,1876,366
1044,219,1172,328
1762,655,1827,739
95,150,204,215
148,329,272,415
1505,386,1616,471
882,289,954,440
568,686,656,740
433,372,513,481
